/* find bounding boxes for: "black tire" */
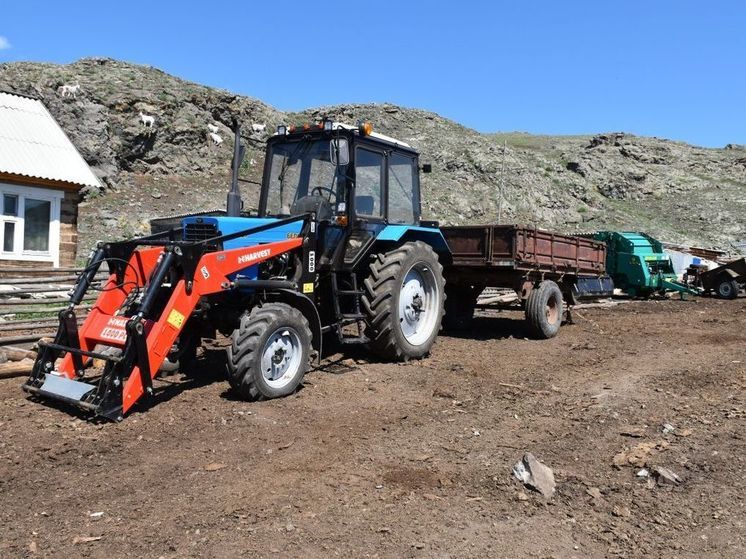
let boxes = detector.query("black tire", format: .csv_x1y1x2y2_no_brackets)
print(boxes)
716,278,739,300
227,302,311,400
525,280,564,339
158,335,198,376
442,284,480,331
362,241,445,361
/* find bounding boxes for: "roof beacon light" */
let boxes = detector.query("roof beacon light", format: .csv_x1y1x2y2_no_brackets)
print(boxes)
359,121,373,136
277,125,287,135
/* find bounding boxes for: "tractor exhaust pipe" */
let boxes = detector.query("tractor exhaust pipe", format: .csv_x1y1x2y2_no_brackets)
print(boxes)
226,118,245,217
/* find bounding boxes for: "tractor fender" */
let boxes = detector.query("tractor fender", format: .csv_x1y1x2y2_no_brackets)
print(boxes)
373,225,452,263
270,289,322,363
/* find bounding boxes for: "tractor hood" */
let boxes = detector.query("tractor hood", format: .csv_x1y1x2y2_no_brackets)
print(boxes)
181,216,304,249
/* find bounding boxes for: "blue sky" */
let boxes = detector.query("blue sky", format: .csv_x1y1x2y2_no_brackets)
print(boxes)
1,1,744,147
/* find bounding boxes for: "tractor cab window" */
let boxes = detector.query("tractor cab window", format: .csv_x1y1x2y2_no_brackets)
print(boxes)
388,153,418,224
354,147,383,218
264,139,346,216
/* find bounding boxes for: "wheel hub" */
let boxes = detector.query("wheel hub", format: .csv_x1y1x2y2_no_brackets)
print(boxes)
398,265,439,346
260,328,302,387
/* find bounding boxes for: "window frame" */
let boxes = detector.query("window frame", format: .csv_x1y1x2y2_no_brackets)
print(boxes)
0,182,63,266
352,144,386,221
386,151,420,225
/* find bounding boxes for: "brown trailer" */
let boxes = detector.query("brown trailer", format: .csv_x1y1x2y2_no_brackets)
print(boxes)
441,225,611,338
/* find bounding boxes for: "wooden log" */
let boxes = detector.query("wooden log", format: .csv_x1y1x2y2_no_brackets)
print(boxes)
0,333,56,346
0,282,100,297
0,318,85,333
0,358,35,379
0,304,93,315
0,274,107,285
0,267,86,274
0,345,36,361
0,296,96,306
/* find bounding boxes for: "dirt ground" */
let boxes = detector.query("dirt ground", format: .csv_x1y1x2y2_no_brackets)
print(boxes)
1,297,744,558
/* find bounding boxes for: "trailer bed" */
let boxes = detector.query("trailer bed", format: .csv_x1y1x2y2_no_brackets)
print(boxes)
439,225,610,338
441,224,606,276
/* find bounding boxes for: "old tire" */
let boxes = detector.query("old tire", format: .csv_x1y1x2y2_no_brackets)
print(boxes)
716,278,740,300
363,241,445,361
227,303,311,400
442,284,480,331
525,280,564,339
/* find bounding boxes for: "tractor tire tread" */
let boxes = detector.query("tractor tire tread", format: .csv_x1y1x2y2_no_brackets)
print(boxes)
227,302,311,400
362,241,445,361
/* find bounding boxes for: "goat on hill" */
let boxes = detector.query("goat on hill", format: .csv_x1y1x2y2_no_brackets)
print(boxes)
58,82,81,98
207,123,219,134
209,132,223,146
139,112,156,128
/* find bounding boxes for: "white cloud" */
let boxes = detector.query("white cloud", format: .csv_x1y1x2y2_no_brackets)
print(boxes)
0,36,10,50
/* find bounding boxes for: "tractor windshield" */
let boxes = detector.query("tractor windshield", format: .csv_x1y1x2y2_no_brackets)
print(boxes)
264,139,347,216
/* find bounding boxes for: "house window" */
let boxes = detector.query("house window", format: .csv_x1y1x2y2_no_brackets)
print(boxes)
23,199,51,252
0,183,62,265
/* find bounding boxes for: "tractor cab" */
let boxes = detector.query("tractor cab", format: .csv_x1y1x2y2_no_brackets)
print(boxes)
260,121,427,269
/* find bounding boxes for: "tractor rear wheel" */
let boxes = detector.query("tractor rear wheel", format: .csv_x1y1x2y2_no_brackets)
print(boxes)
227,303,312,400
525,280,564,339
716,277,740,300
362,241,445,361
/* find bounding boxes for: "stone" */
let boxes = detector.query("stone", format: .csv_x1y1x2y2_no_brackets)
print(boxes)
652,466,682,486
612,505,631,518
512,452,556,498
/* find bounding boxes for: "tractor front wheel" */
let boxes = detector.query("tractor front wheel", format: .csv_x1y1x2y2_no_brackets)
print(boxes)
227,303,312,400
363,241,445,361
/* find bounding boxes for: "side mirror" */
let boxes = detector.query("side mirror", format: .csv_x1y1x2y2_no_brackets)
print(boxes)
330,138,350,166
421,163,432,173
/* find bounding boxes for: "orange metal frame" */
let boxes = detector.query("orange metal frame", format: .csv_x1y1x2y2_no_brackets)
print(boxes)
57,238,302,414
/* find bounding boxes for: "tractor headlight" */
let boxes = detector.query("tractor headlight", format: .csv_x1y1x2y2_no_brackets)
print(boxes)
323,119,333,132
277,125,287,135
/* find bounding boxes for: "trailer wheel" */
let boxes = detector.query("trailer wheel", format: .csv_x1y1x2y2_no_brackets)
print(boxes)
363,241,445,361
227,303,311,400
716,277,740,300
525,280,564,339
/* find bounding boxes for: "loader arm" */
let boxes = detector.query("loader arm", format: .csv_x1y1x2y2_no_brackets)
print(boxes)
120,237,302,414
23,224,304,420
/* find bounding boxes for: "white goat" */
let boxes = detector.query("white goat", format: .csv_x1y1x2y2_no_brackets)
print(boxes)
58,82,81,98
251,123,266,133
207,123,219,134
209,132,223,146
139,112,156,128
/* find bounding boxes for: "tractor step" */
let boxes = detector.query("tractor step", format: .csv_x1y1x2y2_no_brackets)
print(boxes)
335,289,365,296
339,313,367,320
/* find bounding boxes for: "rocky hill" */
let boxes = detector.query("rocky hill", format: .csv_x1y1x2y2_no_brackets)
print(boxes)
1,57,744,253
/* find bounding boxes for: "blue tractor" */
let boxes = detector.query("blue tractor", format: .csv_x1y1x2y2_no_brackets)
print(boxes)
181,120,450,399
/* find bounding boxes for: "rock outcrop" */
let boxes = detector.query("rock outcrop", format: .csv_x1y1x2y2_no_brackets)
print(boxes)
1,58,744,252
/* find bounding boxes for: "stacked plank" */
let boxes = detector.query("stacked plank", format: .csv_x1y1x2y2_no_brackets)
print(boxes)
0,265,105,346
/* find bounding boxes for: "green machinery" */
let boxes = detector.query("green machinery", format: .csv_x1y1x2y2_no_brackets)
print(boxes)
591,231,698,297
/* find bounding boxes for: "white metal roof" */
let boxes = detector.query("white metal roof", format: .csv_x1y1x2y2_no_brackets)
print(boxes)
0,91,102,189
